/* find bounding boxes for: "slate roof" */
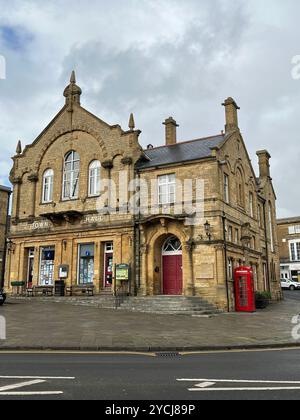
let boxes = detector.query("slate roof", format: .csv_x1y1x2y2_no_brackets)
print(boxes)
136,134,225,170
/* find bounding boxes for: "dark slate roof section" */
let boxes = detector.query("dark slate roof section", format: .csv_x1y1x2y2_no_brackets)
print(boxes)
136,134,225,170
0,185,11,193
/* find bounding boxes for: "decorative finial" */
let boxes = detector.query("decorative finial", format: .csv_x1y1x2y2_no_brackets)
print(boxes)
63,71,82,107
70,70,76,84
129,113,135,131
16,140,22,155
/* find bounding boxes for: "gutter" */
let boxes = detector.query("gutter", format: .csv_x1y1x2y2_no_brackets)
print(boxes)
262,200,271,292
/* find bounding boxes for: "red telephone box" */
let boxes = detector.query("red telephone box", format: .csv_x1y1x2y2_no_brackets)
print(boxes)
234,267,256,312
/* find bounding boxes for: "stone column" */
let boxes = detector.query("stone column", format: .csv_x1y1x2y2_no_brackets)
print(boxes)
27,174,39,219
11,177,22,222
139,244,149,296
183,241,195,297
102,160,113,210
32,246,40,287
94,240,101,293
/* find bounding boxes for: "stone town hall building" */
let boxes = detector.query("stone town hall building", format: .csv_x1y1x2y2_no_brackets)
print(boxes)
5,72,282,310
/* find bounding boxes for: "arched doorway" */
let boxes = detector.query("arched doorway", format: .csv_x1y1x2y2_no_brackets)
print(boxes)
162,236,183,295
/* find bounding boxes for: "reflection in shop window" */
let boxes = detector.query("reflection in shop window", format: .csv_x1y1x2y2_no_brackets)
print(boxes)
78,244,95,285
39,247,55,286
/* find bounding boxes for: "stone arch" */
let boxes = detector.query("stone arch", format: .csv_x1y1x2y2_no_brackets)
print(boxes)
141,221,193,296
35,127,108,173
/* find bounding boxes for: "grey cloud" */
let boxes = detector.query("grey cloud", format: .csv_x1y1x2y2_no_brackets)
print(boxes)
0,0,299,218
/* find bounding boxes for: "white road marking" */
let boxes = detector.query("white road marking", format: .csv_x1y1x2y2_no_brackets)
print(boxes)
188,387,300,392
195,382,215,388
177,378,300,384
0,380,45,392
0,375,76,397
0,391,63,396
178,378,300,392
0,376,75,380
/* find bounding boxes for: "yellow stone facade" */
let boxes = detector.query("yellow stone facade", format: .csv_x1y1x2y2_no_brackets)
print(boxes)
5,74,282,311
0,186,11,286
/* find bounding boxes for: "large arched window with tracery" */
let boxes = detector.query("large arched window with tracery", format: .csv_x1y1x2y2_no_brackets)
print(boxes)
62,151,80,200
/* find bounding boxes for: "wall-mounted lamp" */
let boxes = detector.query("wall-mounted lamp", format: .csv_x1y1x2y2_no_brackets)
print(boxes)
7,239,16,254
204,221,212,241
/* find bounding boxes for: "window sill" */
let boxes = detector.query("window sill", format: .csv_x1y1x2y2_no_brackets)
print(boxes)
61,198,79,203
86,195,101,199
40,201,54,206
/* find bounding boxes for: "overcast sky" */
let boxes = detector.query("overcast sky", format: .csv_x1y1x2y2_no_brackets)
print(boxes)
0,0,299,218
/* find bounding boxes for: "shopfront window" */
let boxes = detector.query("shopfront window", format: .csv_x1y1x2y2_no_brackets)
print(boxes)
39,247,55,286
78,244,95,285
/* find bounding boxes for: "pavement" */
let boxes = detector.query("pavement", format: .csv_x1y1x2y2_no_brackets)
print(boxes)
1,349,300,400
0,291,299,351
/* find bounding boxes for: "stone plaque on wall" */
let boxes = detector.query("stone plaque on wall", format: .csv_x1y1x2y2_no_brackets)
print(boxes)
197,263,214,279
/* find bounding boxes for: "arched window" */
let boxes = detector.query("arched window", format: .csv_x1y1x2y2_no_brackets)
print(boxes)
162,236,182,255
236,168,245,207
89,160,101,197
63,151,80,200
42,169,54,203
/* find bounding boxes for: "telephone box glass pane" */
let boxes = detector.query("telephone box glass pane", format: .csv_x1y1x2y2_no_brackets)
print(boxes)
238,276,248,308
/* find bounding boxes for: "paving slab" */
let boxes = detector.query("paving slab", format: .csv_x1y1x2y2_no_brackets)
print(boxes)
0,295,299,351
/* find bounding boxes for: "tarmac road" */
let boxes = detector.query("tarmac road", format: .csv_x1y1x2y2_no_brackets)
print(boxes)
0,348,300,401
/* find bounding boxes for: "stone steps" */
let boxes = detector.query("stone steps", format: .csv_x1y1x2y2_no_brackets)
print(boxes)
118,296,221,315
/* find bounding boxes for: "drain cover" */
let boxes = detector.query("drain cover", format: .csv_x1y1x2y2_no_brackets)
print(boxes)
156,352,181,358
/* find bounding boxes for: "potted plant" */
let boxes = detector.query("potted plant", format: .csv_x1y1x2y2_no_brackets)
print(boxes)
255,291,272,309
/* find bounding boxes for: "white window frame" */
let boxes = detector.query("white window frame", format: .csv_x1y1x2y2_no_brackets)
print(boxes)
105,242,114,253
224,174,229,204
290,241,300,262
42,169,54,203
158,174,176,205
88,160,101,197
62,151,80,200
249,192,254,218
289,225,300,235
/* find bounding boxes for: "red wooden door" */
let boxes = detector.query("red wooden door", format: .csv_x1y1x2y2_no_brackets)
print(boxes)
163,255,183,295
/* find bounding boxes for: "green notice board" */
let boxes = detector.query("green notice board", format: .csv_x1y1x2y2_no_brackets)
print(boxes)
115,264,130,282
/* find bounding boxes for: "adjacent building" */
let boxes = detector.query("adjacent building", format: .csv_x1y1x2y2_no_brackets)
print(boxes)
277,217,300,282
5,72,282,310
0,185,11,287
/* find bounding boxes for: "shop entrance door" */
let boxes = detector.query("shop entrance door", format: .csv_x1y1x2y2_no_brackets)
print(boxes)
39,247,55,286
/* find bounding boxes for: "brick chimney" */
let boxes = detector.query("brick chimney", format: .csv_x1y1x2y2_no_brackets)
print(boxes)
257,150,271,178
222,97,240,133
163,117,178,146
